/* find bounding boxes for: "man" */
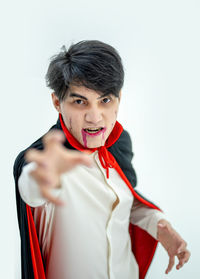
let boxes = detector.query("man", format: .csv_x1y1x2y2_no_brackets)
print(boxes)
14,40,190,279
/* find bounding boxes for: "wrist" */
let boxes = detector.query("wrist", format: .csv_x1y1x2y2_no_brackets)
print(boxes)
157,219,171,240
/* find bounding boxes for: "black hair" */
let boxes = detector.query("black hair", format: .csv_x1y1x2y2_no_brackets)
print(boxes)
45,40,124,101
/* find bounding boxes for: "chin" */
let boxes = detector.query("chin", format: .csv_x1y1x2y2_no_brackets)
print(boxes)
87,139,106,149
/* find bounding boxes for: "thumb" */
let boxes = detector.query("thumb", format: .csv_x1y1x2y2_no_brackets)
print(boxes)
70,152,94,168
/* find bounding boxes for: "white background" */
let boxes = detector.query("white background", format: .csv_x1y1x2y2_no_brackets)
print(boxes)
0,0,199,278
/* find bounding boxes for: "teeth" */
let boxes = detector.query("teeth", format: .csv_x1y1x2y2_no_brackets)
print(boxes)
85,128,102,133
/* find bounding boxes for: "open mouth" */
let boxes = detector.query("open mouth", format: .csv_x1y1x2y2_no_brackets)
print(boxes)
84,127,104,134
82,127,106,136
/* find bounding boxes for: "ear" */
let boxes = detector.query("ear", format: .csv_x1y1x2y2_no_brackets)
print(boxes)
51,93,61,113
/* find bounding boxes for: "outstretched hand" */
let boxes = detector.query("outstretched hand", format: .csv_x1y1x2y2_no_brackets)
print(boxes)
25,130,93,206
157,219,191,274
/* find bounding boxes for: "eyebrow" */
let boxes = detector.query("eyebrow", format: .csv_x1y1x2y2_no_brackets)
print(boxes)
69,92,111,100
69,93,88,100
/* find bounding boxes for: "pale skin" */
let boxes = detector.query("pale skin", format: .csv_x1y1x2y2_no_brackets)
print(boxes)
25,85,190,274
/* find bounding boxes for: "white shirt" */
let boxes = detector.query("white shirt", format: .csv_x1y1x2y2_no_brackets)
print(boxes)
18,150,165,279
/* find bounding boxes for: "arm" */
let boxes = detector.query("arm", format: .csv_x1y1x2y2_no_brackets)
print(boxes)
130,198,166,239
130,198,191,274
157,219,191,274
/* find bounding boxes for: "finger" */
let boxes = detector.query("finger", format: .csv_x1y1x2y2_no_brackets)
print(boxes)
74,154,93,168
184,250,191,263
43,130,65,149
165,256,175,274
66,151,93,168
177,240,187,254
25,149,44,164
30,169,56,187
176,250,191,269
40,185,65,206
176,252,185,270
176,260,185,270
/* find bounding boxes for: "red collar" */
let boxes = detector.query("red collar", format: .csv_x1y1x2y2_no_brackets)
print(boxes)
59,113,123,152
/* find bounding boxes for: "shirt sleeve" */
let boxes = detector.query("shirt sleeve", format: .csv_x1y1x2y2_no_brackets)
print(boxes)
18,162,62,207
130,198,166,240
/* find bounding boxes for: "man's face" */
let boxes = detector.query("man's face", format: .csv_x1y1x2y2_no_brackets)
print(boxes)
52,85,121,148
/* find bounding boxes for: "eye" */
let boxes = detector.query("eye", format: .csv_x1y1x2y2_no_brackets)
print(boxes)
102,97,111,104
74,99,84,105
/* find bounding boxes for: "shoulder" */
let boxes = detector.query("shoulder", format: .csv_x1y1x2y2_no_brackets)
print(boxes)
118,129,133,150
13,135,44,180
109,129,133,159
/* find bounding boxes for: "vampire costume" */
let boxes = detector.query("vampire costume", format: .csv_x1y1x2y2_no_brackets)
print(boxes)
14,114,162,279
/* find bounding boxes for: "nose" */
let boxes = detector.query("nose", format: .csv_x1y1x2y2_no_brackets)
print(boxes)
85,106,103,124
